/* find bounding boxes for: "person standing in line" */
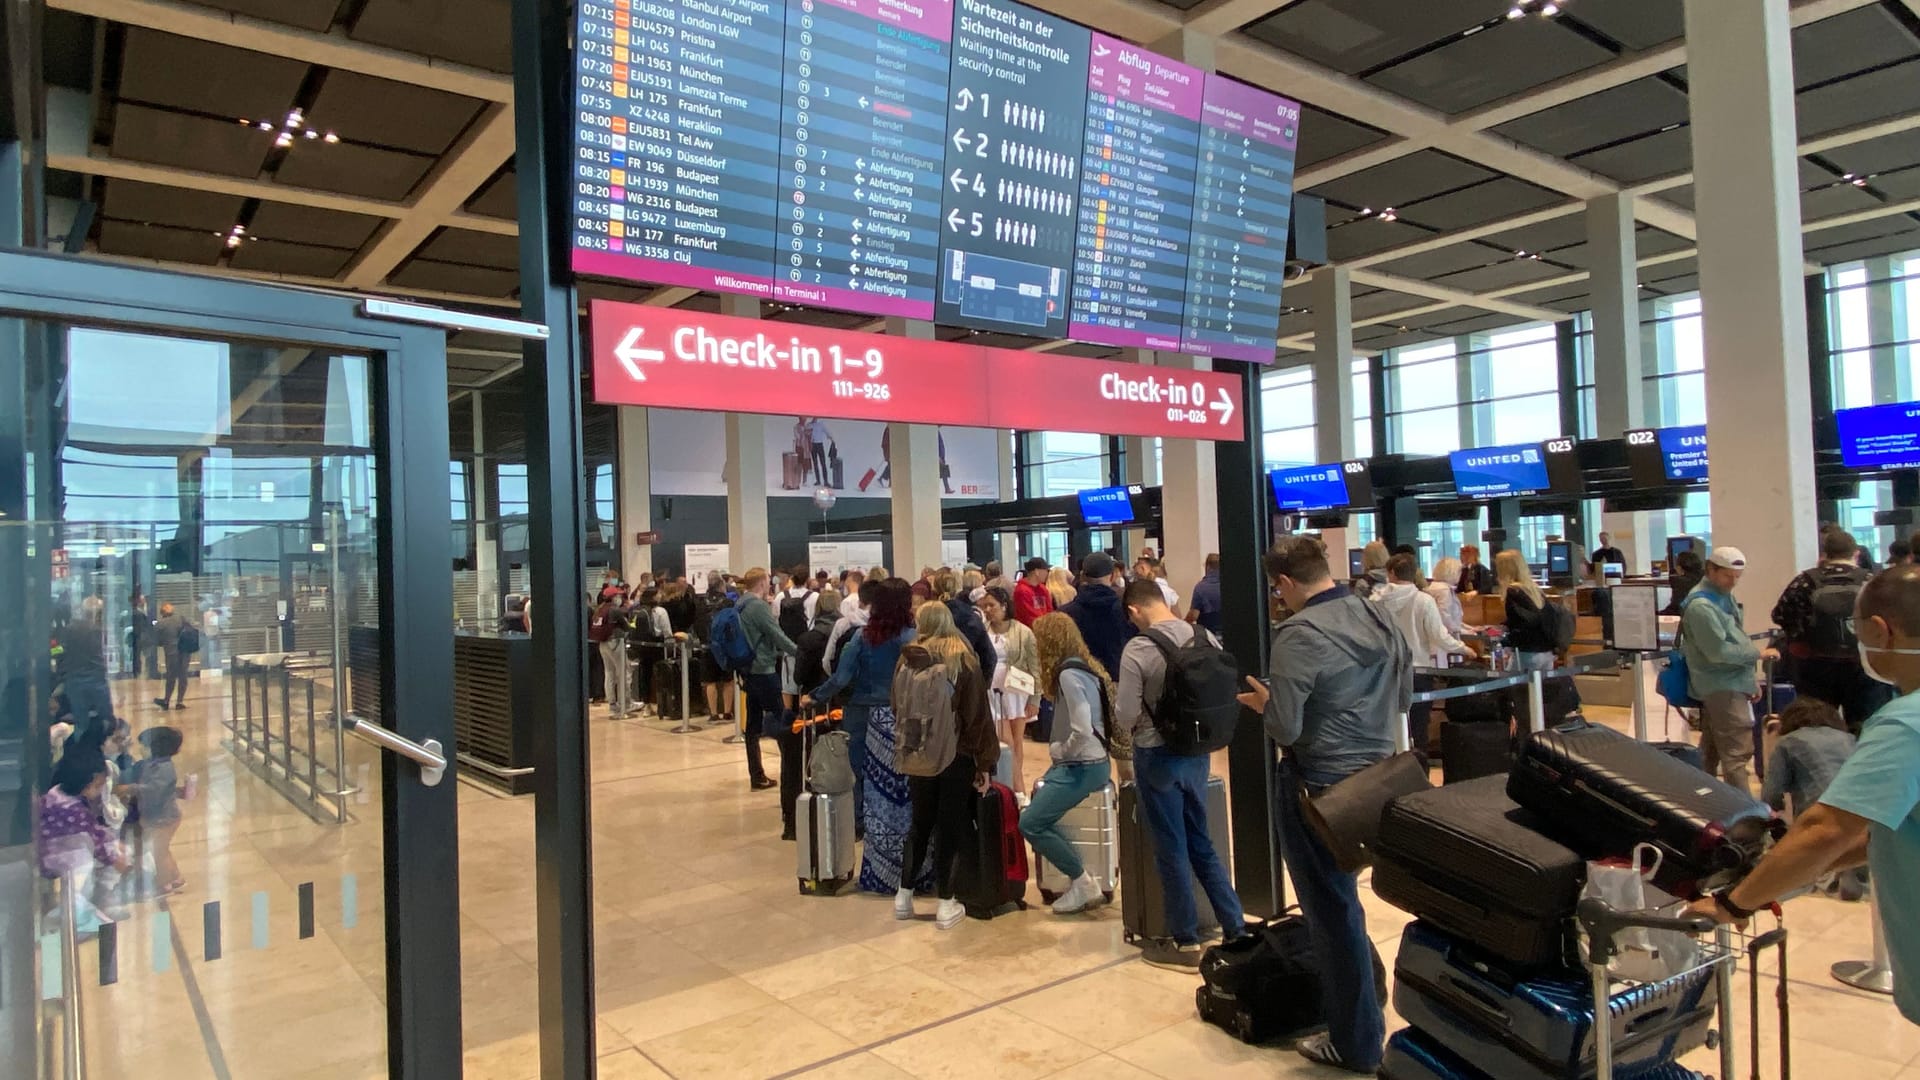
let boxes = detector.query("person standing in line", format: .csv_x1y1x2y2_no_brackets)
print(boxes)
1353,539,1390,600
692,583,737,730
127,593,154,678
892,602,998,929
1133,555,1180,613
1678,547,1776,793
589,591,631,719
1495,550,1557,673
804,578,916,866
1688,564,1920,1026
1773,528,1887,733
1046,566,1077,610
1237,536,1410,1074
935,569,998,680
1186,553,1224,635
1113,579,1246,970
1456,543,1495,597
783,588,842,842
1425,556,1468,638
1378,554,1477,753
1013,558,1054,627
1662,548,1706,616
1060,552,1134,678
151,602,196,711
982,561,1010,593
58,597,116,745
736,568,798,793
977,586,1038,797
1020,613,1114,916
823,579,870,676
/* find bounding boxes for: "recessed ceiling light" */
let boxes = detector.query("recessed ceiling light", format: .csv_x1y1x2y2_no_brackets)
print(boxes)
324,132,340,144
1541,2,1559,15
1508,6,1525,18
1852,177,1868,187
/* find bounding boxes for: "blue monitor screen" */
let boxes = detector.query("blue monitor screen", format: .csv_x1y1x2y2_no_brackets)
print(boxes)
1838,401,1920,470
1449,442,1550,498
1658,424,1709,481
1269,463,1351,512
1078,486,1135,525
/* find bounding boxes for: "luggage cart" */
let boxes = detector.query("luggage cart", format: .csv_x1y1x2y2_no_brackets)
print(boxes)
1577,897,1789,1080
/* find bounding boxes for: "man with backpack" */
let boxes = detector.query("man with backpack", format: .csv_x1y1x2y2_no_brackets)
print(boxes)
1112,579,1247,971
730,568,797,793
589,592,633,719
1679,547,1779,793
1774,528,1889,733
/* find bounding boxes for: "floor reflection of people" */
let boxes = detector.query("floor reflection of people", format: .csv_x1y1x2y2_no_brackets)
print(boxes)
58,596,117,744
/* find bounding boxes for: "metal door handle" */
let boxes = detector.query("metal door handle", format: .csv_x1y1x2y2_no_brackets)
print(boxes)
342,715,447,786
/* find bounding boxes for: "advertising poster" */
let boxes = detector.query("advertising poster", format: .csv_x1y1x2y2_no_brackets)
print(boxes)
648,409,1001,500
684,544,732,593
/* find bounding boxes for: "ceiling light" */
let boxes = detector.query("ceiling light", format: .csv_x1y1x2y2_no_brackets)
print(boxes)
1508,6,1524,18
226,235,242,248
286,108,304,128
1852,177,1868,187
275,132,293,148
1515,250,1527,258
1541,2,1559,15
257,121,272,131
324,132,340,144
1379,207,1397,222
237,117,250,126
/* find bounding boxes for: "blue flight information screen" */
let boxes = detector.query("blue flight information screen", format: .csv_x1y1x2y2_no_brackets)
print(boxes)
1658,424,1708,481
1839,401,1920,469
1450,442,1550,498
1078,484,1134,524
1268,463,1350,512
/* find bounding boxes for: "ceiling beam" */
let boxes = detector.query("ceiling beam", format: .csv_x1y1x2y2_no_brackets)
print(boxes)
47,0,512,101
1180,0,1302,39
342,104,517,287
1348,268,1567,323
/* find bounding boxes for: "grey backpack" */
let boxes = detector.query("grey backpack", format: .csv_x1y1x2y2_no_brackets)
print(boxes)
808,730,855,794
892,659,960,777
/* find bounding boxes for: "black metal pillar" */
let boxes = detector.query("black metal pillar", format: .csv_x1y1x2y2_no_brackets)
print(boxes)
1214,359,1281,915
1555,321,1581,438
511,0,596,1075
1378,495,1420,550
1486,498,1522,556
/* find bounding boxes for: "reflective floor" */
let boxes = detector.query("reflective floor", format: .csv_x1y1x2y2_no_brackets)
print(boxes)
71,669,1916,1080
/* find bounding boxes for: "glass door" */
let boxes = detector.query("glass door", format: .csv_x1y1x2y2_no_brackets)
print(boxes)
0,251,461,1078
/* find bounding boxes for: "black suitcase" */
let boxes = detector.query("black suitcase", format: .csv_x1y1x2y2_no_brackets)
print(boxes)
1650,741,1705,771
1508,723,1775,898
1373,776,1585,971
951,781,1028,919
1379,1026,1706,1080
1392,921,1716,1080
653,658,706,721
829,456,844,489
1118,777,1229,945
1441,721,1512,785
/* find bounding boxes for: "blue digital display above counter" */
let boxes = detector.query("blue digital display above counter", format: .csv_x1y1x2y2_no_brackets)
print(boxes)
1450,442,1550,498
1269,463,1350,512
1839,401,1920,470
935,0,1085,337
775,0,950,318
1657,424,1708,481
1078,484,1135,525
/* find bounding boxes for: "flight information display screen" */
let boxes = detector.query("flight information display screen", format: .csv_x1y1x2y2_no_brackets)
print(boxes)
1838,401,1920,470
935,0,1086,337
569,0,1302,352
1450,442,1550,498
1077,484,1135,524
1268,463,1351,512
1181,76,1300,361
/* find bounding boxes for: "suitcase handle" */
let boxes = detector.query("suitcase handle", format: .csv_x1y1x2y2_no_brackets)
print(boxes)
1576,898,1716,966
1434,972,1514,1031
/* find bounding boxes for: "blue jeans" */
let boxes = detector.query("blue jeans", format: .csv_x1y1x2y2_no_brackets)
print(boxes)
1133,745,1245,946
1276,758,1384,1071
1019,759,1110,879
840,704,872,827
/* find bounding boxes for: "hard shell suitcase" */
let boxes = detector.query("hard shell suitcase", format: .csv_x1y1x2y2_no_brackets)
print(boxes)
1118,776,1229,945
1032,780,1118,904
796,791,855,895
1509,723,1776,898
1373,776,1585,971
1392,921,1716,1080
782,452,804,490
1441,720,1513,785
952,781,1028,918
994,741,1012,789
653,659,706,721
830,456,844,489
1380,1026,1705,1080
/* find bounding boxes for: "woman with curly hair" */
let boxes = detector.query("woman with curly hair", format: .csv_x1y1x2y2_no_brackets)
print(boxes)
1020,613,1113,916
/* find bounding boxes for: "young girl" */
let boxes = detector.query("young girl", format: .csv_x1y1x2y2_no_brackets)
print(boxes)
136,726,188,895
1762,699,1866,900
1020,613,1114,916
40,744,130,927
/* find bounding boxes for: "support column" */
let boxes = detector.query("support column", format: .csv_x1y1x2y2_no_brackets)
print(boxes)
996,430,1019,571
1123,350,1164,558
1145,353,1217,607
1684,0,1818,623
887,318,944,575
616,405,652,579
721,294,769,571
472,392,498,626
1310,268,1356,554
1866,256,1907,403
1588,192,1651,574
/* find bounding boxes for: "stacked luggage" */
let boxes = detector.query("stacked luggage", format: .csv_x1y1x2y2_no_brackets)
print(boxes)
1372,721,1782,1080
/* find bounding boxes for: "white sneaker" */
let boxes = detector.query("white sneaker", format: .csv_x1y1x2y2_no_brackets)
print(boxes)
934,898,966,930
894,888,917,920
1051,873,1105,915
1013,791,1031,810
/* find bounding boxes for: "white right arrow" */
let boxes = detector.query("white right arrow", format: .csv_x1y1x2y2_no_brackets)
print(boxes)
614,327,666,381
1210,388,1235,425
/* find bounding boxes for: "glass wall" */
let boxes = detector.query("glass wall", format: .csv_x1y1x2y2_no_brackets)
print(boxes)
1255,357,1375,467
1825,252,1920,560
1020,430,1111,498
1381,322,1565,456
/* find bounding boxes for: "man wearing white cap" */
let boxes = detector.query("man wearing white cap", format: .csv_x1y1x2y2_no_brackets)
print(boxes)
1677,546,1780,792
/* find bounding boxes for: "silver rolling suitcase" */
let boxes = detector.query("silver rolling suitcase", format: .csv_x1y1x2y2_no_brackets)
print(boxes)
797,716,855,895
994,741,1013,788
1032,780,1118,904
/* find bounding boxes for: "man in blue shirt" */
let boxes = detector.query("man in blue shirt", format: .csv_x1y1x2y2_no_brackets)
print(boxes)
1187,553,1223,635
1690,564,1920,1024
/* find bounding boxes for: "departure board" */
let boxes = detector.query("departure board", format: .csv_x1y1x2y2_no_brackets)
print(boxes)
1181,76,1300,362
774,0,950,318
1067,34,1202,351
934,0,1087,337
568,0,1305,356
572,0,787,295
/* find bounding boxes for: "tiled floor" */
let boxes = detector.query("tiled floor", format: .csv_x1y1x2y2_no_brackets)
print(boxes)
57,670,1914,1079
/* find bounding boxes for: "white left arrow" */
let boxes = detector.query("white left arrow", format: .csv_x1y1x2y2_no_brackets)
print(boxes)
615,327,666,381
1210,387,1235,425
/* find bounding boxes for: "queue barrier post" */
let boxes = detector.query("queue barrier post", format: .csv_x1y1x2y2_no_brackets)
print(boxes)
1832,896,1895,994
1630,652,1649,742
1528,669,1547,733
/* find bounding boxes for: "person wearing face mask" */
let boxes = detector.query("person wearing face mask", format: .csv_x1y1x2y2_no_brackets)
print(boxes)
1676,547,1779,792
1690,564,1920,1027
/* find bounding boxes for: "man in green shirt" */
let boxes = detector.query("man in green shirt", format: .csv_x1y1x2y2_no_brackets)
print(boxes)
1691,564,1920,1024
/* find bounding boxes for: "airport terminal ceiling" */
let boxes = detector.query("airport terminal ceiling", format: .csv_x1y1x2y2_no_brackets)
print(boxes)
21,0,1920,366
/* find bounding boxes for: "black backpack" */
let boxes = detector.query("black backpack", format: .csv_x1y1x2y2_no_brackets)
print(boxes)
1804,564,1870,658
1196,912,1388,1045
778,591,812,642
627,603,664,644
1144,627,1241,756
1545,599,1577,653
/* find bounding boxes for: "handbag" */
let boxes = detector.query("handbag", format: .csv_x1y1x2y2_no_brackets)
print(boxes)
1298,751,1432,873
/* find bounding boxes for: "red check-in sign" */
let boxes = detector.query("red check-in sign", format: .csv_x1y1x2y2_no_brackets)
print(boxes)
589,300,1244,442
